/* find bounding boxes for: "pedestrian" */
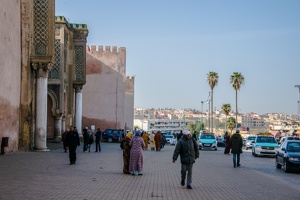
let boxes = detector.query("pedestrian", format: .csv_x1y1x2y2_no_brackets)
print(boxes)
129,130,145,175
87,129,94,152
192,131,197,140
172,130,199,189
149,132,155,151
82,127,89,152
224,131,231,154
142,131,149,150
94,128,102,152
123,132,133,174
177,130,183,141
230,130,243,168
154,131,162,151
66,126,80,165
161,134,166,149
61,129,68,152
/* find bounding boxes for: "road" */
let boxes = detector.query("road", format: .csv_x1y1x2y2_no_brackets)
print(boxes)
0,143,299,200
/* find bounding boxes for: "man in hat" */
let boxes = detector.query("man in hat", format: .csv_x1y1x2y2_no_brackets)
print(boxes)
230,129,243,168
172,130,199,189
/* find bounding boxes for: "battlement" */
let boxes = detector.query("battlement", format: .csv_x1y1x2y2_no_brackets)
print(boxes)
87,45,126,55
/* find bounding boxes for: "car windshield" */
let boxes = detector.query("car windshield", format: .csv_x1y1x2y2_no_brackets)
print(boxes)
165,135,173,138
256,137,277,143
247,137,255,140
286,142,300,152
200,135,215,139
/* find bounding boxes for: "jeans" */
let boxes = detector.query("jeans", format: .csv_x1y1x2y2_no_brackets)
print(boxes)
181,163,193,185
232,153,240,167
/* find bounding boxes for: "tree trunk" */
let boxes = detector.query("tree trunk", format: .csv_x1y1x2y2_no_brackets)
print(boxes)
236,89,238,129
211,90,213,133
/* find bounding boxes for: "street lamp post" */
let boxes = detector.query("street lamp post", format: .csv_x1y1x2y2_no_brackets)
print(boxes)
201,101,204,131
295,85,300,122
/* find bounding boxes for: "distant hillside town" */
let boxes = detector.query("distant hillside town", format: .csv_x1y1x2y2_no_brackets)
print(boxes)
134,108,300,138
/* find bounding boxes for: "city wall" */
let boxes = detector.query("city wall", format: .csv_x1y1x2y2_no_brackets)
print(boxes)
83,45,132,131
0,0,21,152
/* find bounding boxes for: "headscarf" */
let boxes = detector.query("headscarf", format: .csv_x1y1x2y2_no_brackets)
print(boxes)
135,130,141,136
126,132,133,140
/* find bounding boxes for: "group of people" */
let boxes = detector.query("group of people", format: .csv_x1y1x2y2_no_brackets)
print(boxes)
62,126,103,165
122,130,145,175
224,130,243,168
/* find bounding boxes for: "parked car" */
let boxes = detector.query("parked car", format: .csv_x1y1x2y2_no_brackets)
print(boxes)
252,135,279,157
275,140,300,172
165,135,175,143
279,136,299,145
102,129,123,143
245,136,256,150
169,138,177,145
216,137,225,147
199,133,217,151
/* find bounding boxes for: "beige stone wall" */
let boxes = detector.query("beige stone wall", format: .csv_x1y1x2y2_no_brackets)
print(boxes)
124,76,135,130
83,46,130,131
0,0,21,152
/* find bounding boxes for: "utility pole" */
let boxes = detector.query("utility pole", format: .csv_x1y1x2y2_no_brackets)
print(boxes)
295,85,300,122
201,101,204,131
208,92,211,132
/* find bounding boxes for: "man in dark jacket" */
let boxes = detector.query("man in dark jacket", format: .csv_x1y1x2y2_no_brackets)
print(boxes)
82,127,89,152
230,130,243,168
94,128,102,152
172,130,199,189
66,126,80,165
177,130,183,141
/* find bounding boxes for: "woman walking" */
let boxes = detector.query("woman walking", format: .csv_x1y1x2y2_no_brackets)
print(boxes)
123,132,133,174
149,132,155,151
224,131,231,154
129,131,145,175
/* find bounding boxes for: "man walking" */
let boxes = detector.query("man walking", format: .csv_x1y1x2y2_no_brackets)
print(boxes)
230,130,243,168
94,128,102,152
66,126,80,165
172,130,199,189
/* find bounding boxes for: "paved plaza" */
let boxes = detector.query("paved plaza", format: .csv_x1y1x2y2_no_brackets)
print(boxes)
0,142,299,200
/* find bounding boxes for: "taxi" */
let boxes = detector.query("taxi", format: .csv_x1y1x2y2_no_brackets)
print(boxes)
252,133,279,157
198,133,217,151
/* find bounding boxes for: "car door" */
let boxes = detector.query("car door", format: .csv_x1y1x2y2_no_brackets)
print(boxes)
277,141,286,165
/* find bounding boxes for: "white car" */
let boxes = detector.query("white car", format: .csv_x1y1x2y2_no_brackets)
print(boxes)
169,138,177,145
165,135,175,143
245,136,256,150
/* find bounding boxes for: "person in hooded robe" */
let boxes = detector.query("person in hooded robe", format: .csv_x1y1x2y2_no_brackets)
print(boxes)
154,131,162,151
142,131,149,150
123,132,133,174
149,132,156,151
129,131,145,175
224,131,231,154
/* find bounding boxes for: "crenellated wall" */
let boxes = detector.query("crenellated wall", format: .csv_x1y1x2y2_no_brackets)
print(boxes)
82,45,133,131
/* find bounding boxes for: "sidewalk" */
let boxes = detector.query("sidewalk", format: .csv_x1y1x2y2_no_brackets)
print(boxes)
0,142,299,200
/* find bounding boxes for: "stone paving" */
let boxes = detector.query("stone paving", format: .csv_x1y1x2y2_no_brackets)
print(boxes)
0,142,299,200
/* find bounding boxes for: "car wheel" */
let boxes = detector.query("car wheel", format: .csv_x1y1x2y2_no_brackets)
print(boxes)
107,137,113,143
252,150,254,156
246,147,248,150
275,157,282,169
253,150,257,157
283,159,291,173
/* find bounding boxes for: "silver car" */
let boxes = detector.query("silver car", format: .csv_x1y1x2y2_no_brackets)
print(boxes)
245,136,256,150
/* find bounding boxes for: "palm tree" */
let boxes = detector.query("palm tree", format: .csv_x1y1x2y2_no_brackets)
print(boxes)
221,103,231,131
227,117,236,134
207,71,219,133
230,72,245,129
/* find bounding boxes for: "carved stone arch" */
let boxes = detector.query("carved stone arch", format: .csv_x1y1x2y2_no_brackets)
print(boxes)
47,89,59,116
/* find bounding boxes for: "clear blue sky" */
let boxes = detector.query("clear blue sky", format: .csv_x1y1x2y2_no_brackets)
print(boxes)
56,0,300,115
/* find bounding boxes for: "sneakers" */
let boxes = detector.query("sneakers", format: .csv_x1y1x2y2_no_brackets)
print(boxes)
187,185,193,189
181,180,185,186
237,164,241,167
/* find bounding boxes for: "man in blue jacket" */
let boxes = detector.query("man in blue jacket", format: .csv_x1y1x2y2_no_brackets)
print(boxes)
172,130,199,189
